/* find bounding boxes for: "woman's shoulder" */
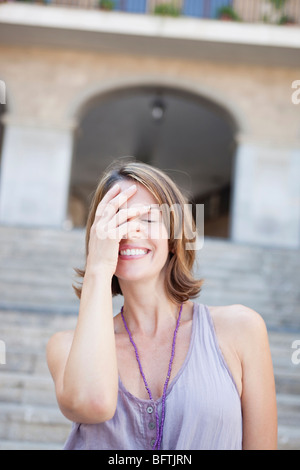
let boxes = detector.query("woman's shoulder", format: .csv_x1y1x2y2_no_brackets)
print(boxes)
208,304,269,357
208,303,266,328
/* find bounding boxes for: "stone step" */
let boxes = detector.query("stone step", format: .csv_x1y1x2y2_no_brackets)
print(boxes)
0,402,71,445
0,226,299,449
278,425,300,450
276,394,300,429
0,439,63,450
0,372,57,407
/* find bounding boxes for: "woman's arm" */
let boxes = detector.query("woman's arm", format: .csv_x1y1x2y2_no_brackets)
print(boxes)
47,183,150,424
47,266,118,424
238,306,278,449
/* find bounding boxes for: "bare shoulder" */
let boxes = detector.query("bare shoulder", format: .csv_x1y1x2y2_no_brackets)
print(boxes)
209,304,266,329
208,304,269,358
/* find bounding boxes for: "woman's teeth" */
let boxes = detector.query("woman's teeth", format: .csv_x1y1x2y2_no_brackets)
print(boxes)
120,249,148,256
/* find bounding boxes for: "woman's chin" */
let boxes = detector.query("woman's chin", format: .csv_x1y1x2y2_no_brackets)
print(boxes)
115,271,147,282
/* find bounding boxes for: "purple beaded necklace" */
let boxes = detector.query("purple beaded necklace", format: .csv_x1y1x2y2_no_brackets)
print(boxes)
120,303,183,450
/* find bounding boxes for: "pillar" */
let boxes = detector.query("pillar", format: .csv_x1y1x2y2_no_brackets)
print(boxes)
231,139,300,249
0,117,74,227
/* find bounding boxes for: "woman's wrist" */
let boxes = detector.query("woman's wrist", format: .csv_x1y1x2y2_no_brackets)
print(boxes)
84,262,114,281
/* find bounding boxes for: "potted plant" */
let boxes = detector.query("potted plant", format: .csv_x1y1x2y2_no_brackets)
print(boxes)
269,0,286,9
217,5,241,21
278,14,296,25
262,0,295,25
154,3,181,17
99,0,115,11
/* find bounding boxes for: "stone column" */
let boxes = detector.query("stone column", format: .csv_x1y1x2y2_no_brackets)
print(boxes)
0,116,75,227
231,137,300,249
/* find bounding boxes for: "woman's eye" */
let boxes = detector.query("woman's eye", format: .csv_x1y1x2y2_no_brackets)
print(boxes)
142,218,159,223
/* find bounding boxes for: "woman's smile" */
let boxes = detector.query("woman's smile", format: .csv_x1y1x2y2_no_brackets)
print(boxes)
118,244,152,260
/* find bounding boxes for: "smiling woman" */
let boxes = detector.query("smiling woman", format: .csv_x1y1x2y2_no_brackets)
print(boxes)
47,157,277,451
72,158,203,304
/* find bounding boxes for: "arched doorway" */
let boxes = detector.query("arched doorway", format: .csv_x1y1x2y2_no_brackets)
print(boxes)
68,83,239,238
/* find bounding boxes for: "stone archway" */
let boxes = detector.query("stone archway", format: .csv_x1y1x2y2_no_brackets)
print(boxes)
67,78,243,238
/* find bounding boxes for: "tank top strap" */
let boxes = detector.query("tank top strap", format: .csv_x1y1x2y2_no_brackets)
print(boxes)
194,302,222,351
193,302,240,399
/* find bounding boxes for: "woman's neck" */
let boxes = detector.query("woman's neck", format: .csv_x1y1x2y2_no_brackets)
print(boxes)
118,278,180,337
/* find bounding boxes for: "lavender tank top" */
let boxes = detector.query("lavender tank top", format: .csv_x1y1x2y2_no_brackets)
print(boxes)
63,302,242,450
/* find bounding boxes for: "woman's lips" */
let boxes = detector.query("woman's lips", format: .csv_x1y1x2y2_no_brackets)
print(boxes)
118,249,151,260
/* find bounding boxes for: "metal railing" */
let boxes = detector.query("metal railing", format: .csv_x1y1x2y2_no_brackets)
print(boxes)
7,0,300,24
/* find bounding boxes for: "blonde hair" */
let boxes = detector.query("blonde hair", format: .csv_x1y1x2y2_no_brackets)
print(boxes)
73,158,203,303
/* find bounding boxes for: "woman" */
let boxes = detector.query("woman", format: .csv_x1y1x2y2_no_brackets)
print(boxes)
47,158,277,450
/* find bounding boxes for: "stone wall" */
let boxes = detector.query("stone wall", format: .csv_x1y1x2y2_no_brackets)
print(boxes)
0,45,298,143
0,44,299,247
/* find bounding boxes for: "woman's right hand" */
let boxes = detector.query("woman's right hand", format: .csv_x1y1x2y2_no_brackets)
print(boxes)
86,183,150,277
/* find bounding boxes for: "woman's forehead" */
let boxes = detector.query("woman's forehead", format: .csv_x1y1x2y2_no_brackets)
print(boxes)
117,179,159,207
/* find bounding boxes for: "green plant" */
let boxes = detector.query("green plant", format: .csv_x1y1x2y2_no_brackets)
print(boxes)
154,3,181,17
217,6,241,21
278,14,295,24
99,0,115,10
269,0,286,10
264,0,294,25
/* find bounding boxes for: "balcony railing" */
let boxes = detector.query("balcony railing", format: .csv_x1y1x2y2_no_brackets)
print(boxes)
6,0,300,24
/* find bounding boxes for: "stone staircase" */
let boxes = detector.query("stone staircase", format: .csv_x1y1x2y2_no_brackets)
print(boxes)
0,226,299,450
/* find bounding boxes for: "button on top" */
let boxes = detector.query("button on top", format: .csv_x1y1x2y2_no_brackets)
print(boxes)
146,406,153,414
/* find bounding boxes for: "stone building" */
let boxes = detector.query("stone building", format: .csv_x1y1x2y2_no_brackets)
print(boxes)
0,1,300,247
0,1,300,450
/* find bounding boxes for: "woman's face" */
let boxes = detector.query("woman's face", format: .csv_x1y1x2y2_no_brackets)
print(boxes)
114,179,170,283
